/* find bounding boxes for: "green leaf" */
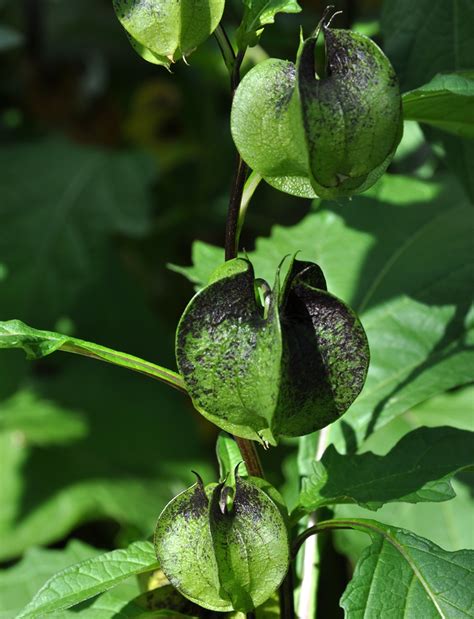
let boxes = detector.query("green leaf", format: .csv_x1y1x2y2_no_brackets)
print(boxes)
337,519,474,618
154,476,289,612
335,479,474,560
0,360,211,561
0,139,154,325
296,427,474,514
231,24,402,198
0,541,99,619
113,0,225,69
216,433,248,480
0,389,87,446
403,72,474,138
236,0,301,49
361,385,474,454
381,0,474,200
381,0,474,92
17,541,158,618
176,258,369,444
0,319,184,391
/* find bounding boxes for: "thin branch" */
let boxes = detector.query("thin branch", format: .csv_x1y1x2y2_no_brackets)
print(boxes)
297,426,331,619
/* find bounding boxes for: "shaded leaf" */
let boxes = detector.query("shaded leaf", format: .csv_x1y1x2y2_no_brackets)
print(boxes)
339,519,474,618
0,541,99,619
17,541,158,618
296,427,474,514
335,480,474,564
381,0,474,92
0,390,87,446
0,139,154,325
403,72,474,138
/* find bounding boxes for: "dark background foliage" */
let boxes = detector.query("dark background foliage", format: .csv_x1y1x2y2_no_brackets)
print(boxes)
1,0,473,616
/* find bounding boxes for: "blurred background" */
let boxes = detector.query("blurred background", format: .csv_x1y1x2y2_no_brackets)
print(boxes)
1,0,473,616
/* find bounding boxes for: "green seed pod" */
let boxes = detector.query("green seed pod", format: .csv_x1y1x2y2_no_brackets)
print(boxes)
231,17,403,199
154,473,290,612
113,0,226,69
176,256,369,445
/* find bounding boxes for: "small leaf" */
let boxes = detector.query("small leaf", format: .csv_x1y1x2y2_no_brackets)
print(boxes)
216,432,248,480
295,427,474,515
403,72,474,138
154,476,289,612
17,541,158,618
113,0,225,68
176,257,369,443
236,0,302,49
339,519,474,618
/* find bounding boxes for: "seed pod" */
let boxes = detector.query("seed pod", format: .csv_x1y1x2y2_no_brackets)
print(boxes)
113,0,225,69
231,18,403,198
154,473,290,612
176,257,369,444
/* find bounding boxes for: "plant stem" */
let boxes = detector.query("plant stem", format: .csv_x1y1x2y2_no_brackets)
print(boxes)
61,342,186,393
225,155,248,260
297,427,330,619
214,25,265,479
236,171,262,245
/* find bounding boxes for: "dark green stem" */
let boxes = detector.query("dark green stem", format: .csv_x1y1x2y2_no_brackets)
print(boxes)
214,25,264,476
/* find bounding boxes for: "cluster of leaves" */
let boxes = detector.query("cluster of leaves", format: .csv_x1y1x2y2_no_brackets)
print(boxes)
0,0,473,618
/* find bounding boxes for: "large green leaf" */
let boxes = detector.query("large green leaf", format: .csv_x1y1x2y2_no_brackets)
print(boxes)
335,479,474,565
403,73,474,138
0,541,99,619
173,174,474,446
0,389,87,446
0,139,154,325
336,519,474,618
381,0,474,200
381,0,474,92
0,258,212,561
361,385,474,454
295,427,474,515
17,541,158,618
236,0,301,49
